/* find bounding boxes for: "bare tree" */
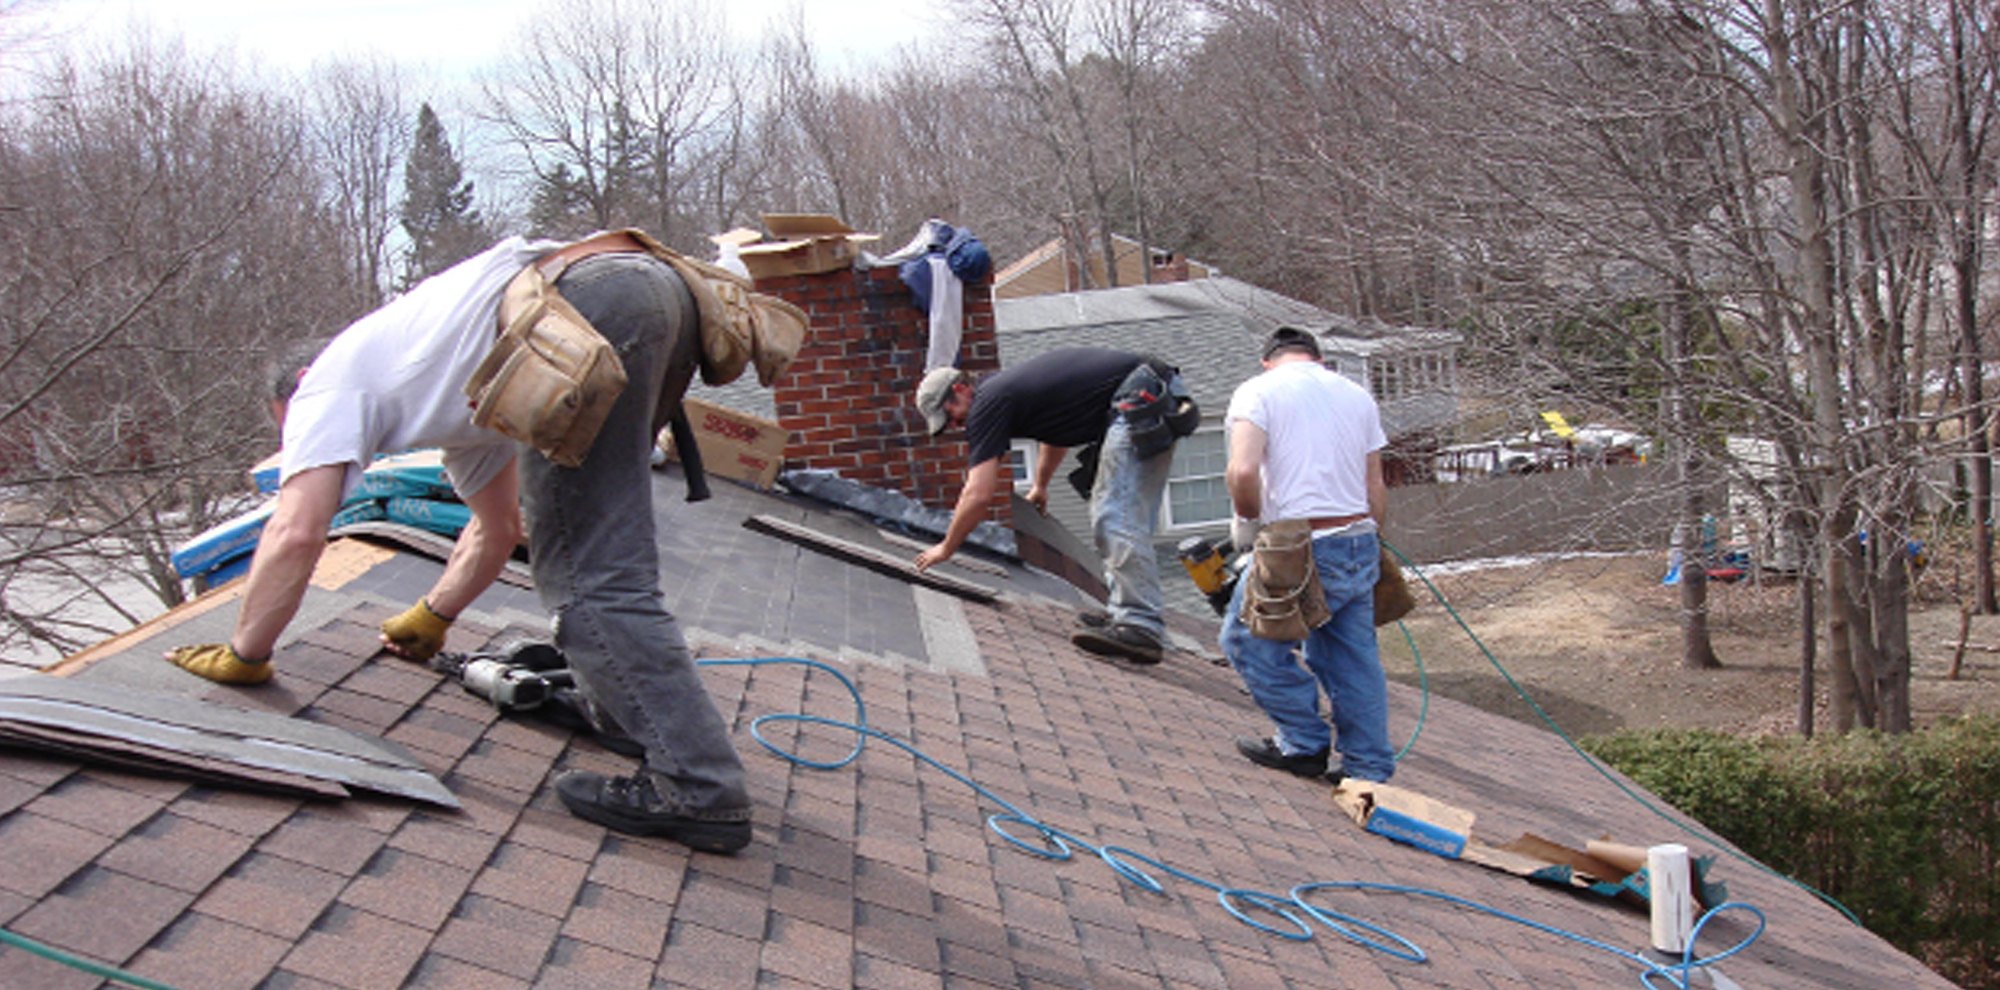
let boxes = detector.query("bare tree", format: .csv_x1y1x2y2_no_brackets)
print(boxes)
309,54,410,301
478,0,740,246
0,35,360,665
959,0,1129,285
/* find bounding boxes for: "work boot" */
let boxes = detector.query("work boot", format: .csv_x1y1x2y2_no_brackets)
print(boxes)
553,769,751,854
1071,623,1164,665
1234,736,1330,778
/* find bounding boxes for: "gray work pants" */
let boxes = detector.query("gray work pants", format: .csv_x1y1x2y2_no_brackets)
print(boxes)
522,252,749,818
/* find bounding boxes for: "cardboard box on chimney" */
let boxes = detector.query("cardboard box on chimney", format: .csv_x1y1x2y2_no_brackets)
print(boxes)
659,397,791,489
736,214,878,280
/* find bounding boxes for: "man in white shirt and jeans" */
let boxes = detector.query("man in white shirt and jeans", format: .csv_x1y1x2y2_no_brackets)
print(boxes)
1221,327,1395,785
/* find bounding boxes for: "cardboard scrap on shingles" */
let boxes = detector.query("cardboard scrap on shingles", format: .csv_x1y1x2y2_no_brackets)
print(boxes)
743,514,999,603
0,676,458,808
1332,780,1726,909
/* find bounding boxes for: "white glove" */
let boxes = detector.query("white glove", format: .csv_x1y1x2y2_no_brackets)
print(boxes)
1231,516,1262,552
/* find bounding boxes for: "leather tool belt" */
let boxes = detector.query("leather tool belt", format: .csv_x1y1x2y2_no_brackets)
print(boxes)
1239,518,1331,641
464,233,637,468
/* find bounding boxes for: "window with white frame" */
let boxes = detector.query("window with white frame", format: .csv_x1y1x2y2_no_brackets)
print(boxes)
1004,445,1026,483
1165,428,1229,527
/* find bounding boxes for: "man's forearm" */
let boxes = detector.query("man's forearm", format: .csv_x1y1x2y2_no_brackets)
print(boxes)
424,460,523,618
424,515,513,618
1034,443,1067,491
939,470,997,555
230,466,344,658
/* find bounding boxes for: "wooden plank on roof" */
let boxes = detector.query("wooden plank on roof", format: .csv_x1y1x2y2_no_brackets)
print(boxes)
743,514,999,604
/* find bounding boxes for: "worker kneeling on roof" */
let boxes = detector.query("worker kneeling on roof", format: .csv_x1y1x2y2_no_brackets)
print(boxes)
164,233,754,854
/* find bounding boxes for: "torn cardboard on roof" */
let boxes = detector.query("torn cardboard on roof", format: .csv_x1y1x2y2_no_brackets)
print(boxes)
735,213,879,279
1331,780,1725,910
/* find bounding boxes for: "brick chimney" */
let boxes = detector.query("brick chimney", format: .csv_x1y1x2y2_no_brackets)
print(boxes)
759,267,1006,524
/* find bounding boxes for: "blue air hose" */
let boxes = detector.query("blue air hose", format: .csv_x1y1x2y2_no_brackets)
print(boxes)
706,653,1767,990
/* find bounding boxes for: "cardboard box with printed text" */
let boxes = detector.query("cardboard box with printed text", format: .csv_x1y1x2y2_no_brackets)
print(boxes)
659,397,791,489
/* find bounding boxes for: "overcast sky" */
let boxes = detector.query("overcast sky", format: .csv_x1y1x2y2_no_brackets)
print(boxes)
16,0,944,79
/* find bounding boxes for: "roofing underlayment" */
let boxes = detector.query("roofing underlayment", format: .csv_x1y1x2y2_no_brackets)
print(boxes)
0,466,1958,990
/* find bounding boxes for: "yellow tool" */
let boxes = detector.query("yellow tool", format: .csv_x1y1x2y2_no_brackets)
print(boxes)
1177,535,1244,615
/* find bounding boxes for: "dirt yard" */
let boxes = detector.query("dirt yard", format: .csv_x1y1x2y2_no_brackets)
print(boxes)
1383,550,2000,739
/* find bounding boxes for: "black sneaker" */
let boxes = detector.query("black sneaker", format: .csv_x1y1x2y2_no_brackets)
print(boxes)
1071,623,1164,664
554,769,751,853
1234,736,1330,778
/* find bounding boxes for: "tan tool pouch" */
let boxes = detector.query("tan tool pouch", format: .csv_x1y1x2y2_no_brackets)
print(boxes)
1239,519,1332,641
618,229,808,388
1374,546,1416,626
464,264,628,468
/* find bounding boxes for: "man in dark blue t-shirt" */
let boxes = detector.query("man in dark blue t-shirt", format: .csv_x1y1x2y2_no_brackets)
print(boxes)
912,347,1187,664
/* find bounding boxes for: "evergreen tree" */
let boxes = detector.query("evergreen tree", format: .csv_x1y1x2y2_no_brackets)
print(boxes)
398,103,489,287
526,163,591,239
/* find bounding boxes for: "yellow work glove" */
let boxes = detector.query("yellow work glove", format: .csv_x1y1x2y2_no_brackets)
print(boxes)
165,643,273,685
380,598,453,662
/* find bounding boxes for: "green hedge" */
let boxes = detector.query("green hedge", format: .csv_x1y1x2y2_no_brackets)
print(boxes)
1581,717,2000,988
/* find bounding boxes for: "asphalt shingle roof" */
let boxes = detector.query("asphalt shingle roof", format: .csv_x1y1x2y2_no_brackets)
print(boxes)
0,468,1956,990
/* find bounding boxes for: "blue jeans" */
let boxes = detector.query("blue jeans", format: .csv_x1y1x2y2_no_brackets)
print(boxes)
1091,413,1174,640
1219,529,1395,782
523,254,749,818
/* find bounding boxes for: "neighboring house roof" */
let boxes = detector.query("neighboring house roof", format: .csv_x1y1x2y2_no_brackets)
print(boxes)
996,276,1461,438
992,233,1218,300
0,468,1953,990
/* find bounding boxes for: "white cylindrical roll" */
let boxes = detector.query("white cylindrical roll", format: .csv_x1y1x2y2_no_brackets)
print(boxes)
1649,843,1694,954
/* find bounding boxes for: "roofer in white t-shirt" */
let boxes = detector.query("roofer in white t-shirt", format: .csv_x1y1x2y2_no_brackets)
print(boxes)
162,234,753,853
1220,326,1395,786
